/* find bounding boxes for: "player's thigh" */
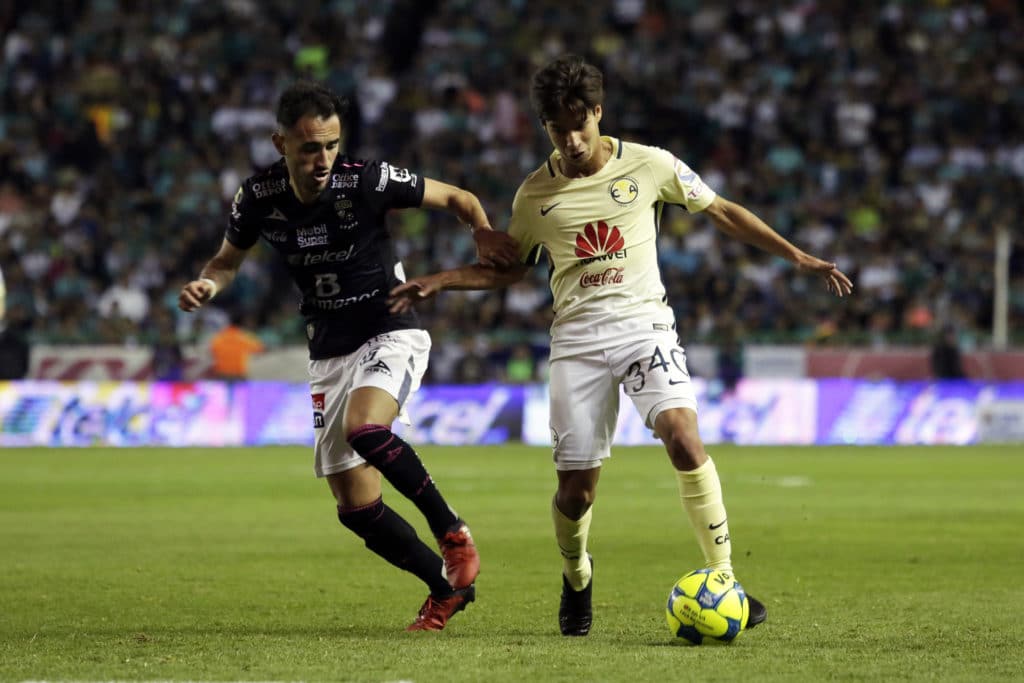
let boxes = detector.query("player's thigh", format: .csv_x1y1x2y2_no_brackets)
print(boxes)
309,354,359,478
548,352,619,470
612,332,698,429
346,329,431,422
308,329,431,478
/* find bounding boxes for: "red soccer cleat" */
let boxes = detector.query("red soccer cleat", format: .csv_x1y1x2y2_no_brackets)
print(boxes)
406,585,476,632
438,523,480,589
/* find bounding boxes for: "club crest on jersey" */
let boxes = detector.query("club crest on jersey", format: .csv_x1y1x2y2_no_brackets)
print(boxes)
334,199,353,219
608,176,639,205
575,221,627,265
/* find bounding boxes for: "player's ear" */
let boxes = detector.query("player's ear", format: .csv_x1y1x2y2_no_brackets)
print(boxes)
593,105,602,124
271,131,286,156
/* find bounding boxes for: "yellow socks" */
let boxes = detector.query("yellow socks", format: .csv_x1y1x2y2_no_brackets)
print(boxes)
552,498,593,591
676,457,732,571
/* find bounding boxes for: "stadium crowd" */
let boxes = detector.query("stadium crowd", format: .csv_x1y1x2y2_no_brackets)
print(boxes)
1,0,1022,382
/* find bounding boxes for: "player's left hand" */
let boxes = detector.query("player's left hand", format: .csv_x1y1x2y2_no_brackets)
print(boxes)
387,277,442,314
794,253,854,297
472,228,519,268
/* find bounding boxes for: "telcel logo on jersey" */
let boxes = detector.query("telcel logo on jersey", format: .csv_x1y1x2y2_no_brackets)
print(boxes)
295,244,355,266
251,178,289,198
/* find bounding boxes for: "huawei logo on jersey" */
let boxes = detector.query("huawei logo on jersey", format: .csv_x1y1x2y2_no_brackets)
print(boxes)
575,221,625,259
575,221,627,267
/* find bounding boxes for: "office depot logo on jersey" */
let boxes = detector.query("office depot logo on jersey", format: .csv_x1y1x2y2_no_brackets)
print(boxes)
575,221,627,265
579,267,625,288
296,223,330,248
251,178,289,198
330,174,359,189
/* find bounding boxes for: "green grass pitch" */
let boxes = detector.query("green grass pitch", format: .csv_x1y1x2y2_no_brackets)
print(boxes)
2,445,1023,682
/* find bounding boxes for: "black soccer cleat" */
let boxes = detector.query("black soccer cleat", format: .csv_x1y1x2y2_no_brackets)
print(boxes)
559,554,593,636
746,593,768,629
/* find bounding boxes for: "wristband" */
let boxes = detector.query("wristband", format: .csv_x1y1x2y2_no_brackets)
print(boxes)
199,277,218,299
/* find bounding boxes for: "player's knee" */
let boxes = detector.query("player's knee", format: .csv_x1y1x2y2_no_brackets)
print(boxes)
655,410,706,470
663,427,706,470
556,487,596,519
344,416,380,441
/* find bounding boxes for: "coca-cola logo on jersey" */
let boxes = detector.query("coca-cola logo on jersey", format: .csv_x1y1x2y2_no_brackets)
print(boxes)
579,267,625,288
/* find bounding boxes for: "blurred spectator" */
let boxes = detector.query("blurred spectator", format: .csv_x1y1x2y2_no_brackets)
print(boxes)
150,308,185,381
97,271,150,324
0,265,30,378
0,324,29,380
208,312,265,381
504,344,537,384
715,319,744,392
930,325,966,380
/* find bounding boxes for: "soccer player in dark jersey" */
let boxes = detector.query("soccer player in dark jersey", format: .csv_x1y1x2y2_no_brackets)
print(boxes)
178,81,518,632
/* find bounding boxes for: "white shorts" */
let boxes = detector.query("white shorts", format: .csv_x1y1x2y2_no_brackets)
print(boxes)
308,329,431,477
548,331,698,471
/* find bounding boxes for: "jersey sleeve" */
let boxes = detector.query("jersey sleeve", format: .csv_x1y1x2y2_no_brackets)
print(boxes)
360,160,426,213
649,146,717,213
508,188,544,265
225,185,261,249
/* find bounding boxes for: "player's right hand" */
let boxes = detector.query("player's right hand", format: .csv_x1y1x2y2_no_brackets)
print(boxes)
178,280,216,312
473,228,519,269
387,278,442,314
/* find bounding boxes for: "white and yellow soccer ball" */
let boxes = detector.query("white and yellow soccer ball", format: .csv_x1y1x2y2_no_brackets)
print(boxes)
666,568,749,644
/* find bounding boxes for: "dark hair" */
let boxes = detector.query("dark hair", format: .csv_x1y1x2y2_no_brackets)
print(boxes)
275,81,349,129
530,54,604,124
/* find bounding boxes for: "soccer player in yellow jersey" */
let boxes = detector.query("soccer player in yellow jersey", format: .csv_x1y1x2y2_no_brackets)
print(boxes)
389,55,853,636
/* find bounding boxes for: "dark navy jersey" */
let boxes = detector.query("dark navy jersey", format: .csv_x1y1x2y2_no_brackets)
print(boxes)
226,156,425,359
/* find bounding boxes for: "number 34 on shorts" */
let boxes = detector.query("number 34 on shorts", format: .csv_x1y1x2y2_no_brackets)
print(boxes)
623,341,691,392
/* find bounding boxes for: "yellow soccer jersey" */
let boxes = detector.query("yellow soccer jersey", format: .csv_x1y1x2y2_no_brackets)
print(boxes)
509,136,716,357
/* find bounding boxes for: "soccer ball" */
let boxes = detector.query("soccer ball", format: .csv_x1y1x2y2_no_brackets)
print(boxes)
665,568,749,644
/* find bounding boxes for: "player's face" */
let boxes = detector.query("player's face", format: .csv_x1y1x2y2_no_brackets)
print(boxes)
273,114,342,200
543,105,603,174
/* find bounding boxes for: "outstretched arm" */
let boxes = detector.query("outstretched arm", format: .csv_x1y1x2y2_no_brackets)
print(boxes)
388,264,529,314
178,239,249,312
420,178,519,268
703,196,853,297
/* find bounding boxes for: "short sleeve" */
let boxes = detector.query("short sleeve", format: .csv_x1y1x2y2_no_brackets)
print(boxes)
361,160,426,213
509,189,544,265
649,147,717,213
225,185,261,249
